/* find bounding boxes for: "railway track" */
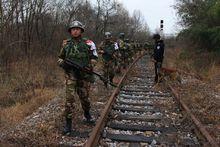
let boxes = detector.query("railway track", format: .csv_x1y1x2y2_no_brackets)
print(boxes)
0,54,217,146
85,55,219,147
61,54,218,146
84,54,210,147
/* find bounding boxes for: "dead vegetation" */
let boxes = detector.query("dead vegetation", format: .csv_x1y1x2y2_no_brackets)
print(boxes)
0,56,63,132
163,44,220,144
0,0,150,138
0,55,141,146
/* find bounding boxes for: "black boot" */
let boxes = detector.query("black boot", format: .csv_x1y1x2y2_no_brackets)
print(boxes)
110,78,113,83
104,81,108,88
84,111,95,124
154,76,158,83
84,111,92,121
109,75,114,84
63,117,72,135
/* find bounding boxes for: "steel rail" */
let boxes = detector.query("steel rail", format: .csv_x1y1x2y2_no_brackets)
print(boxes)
168,84,218,147
84,53,146,147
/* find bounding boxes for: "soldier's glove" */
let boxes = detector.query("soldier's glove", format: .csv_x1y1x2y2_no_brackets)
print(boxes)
57,58,64,66
58,59,71,73
91,59,97,68
62,40,67,47
99,50,104,54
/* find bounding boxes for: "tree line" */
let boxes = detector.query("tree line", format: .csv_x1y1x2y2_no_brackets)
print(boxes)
175,0,220,52
0,0,150,105
0,0,150,67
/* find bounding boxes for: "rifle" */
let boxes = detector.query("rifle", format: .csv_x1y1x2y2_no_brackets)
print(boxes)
62,59,117,87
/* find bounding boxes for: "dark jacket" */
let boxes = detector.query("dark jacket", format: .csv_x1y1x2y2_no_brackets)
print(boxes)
153,40,164,62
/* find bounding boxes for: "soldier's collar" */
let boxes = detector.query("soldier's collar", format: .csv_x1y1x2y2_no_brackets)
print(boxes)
71,36,82,42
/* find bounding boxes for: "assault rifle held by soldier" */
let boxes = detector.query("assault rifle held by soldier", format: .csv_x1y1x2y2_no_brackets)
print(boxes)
60,58,117,88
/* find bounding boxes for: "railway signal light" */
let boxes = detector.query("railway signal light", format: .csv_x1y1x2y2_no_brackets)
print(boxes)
160,20,164,31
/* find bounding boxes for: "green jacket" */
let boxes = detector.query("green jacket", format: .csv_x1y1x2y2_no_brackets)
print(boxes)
59,37,95,82
100,40,116,62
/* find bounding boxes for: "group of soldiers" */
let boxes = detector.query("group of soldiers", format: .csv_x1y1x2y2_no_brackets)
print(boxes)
57,20,164,135
99,32,145,86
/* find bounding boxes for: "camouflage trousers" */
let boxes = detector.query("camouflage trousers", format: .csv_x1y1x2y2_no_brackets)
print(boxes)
120,52,129,69
103,60,115,82
115,59,121,74
65,77,91,119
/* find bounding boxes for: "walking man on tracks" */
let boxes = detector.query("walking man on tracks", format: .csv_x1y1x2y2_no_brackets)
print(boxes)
152,34,165,83
124,38,133,64
99,32,119,87
57,20,98,135
118,33,129,69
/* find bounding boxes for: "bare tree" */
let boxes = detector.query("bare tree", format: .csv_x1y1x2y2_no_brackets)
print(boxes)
0,0,150,63
0,0,3,49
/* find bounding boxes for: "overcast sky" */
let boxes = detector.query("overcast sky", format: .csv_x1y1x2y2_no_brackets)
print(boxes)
117,0,179,35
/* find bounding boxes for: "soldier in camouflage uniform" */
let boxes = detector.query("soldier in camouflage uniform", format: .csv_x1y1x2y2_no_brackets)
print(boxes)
58,20,98,135
99,32,119,87
124,38,133,63
144,41,153,54
130,40,136,55
117,33,128,69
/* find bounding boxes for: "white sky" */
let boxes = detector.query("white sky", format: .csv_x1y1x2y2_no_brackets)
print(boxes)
117,0,180,35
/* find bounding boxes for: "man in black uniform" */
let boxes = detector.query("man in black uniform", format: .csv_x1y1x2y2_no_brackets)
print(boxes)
152,34,165,83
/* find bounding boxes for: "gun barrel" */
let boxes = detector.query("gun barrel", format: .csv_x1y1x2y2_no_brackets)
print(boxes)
64,59,117,87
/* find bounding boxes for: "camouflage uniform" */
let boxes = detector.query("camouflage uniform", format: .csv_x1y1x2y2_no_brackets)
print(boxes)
124,39,132,63
119,39,130,68
117,35,127,69
130,40,136,55
58,20,99,135
59,37,98,119
100,32,118,85
144,41,153,54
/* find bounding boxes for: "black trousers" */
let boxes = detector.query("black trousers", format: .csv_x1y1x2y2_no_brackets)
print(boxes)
154,61,162,83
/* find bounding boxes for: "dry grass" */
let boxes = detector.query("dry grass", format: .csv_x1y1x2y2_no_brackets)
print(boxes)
164,45,220,82
182,85,220,123
0,88,58,130
0,56,63,106
163,48,182,69
206,63,220,87
164,46,220,143
0,55,64,131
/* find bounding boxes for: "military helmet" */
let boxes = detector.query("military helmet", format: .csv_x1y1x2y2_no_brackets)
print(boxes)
68,20,85,33
119,32,125,38
153,34,160,40
105,32,112,39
